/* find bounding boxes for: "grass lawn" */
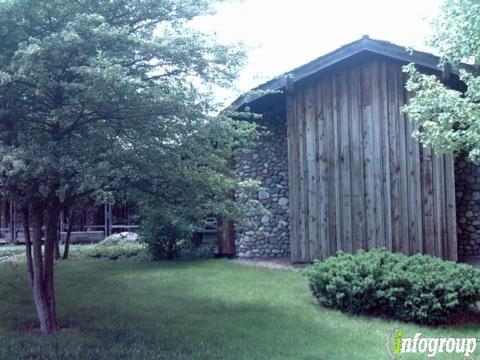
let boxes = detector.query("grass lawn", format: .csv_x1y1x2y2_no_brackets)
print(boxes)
0,252,479,359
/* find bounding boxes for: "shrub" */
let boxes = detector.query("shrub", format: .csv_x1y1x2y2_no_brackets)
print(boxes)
303,250,480,324
99,232,140,247
141,207,195,260
84,243,147,261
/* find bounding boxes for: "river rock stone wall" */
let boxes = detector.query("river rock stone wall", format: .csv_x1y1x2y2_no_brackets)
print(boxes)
234,111,290,258
233,117,480,260
455,155,480,258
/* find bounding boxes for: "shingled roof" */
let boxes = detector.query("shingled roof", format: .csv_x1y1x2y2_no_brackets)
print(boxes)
230,36,466,111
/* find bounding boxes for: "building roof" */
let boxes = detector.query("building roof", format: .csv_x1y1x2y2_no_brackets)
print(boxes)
230,36,466,111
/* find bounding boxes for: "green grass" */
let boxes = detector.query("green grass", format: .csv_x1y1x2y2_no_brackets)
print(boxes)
0,251,479,359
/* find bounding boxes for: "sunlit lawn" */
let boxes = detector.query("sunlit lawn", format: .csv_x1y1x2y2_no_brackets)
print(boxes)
0,249,479,359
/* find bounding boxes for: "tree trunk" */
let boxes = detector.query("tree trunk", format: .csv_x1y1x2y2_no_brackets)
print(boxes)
53,236,60,260
62,209,73,260
30,201,57,333
44,200,59,331
21,206,34,289
53,211,60,260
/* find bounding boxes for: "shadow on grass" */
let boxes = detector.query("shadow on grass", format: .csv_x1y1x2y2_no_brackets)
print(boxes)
1,259,479,360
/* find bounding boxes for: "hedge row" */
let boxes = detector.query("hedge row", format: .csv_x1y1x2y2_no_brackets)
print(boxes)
303,250,480,324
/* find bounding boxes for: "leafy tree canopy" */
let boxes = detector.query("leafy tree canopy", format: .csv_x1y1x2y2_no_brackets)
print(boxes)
403,0,480,163
0,0,259,332
0,0,251,206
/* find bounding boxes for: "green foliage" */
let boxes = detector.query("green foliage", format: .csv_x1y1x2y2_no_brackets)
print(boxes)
1,259,479,359
0,0,260,329
98,232,139,247
0,245,24,262
141,207,193,260
0,0,258,219
429,0,480,66
83,242,147,260
82,231,146,260
403,0,480,163
138,115,263,260
138,115,261,259
303,250,480,324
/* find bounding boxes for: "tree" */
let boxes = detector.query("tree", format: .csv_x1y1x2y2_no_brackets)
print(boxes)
403,0,480,163
0,0,256,333
139,115,261,260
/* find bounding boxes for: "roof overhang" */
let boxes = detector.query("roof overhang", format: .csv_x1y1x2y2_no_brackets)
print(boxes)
229,36,469,112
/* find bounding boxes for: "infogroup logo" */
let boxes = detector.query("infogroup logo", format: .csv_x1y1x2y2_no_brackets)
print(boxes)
385,329,478,359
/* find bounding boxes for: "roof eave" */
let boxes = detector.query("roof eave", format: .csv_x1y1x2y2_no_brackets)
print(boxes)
229,37,468,112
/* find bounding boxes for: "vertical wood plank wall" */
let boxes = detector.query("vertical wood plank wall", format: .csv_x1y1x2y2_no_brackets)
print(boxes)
287,58,457,262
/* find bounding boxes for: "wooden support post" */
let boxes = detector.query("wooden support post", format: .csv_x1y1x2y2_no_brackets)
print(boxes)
10,202,16,244
104,205,108,237
218,217,235,257
104,204,112,237
108,205,112,236
59,210,64,244
285,75,295,95
217,189,236,257
59,211,64,233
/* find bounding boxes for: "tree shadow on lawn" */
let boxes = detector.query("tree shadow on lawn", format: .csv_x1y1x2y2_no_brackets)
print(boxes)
2,259,480,359
63,268,364,358
37,260,380,358
59,260,480,356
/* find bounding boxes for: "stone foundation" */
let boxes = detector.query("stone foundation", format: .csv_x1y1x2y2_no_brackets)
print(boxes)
234,121,480,259
234,110,290,258
455,155,480,257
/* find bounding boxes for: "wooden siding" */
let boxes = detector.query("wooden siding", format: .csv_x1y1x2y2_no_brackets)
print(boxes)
218,217,235,256
287,58,457,262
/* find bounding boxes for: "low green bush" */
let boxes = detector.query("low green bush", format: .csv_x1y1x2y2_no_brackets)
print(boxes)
84,243,148,261
98,232,139,247
303,250,480,324
141,208,194,260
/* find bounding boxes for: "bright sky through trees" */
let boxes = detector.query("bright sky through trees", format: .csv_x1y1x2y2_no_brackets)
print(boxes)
192,0,443,104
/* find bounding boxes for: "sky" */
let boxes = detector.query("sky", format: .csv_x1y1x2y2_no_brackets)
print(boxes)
192,0,444,105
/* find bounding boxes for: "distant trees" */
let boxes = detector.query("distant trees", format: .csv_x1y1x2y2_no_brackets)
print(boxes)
403,0,480,163
0,0,258,333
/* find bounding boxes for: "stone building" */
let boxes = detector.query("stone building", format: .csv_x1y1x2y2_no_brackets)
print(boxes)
234,109,290,258
455,157,480,257
230,36,478,262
